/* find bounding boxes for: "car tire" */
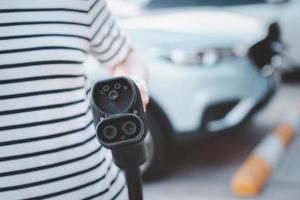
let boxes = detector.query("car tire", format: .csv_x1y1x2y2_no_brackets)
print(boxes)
141,105,169,180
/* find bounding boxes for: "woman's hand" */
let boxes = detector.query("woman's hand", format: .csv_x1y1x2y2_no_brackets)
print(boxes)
139,84,149,112
131,77,149,112
110,49,149,111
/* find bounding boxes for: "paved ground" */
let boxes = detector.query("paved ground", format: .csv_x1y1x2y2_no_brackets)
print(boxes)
144,83,300,200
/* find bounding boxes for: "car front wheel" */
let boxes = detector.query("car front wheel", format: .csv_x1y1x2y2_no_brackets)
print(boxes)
140,106,169,180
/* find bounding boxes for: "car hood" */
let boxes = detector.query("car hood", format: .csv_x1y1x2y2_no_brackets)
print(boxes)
120,8,268,49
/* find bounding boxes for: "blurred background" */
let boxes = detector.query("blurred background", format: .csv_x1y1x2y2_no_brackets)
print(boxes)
85,0,300,199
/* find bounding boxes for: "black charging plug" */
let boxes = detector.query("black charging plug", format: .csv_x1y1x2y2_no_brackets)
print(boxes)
90,77,147,200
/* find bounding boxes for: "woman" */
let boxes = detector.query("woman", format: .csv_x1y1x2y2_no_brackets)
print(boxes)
0,0,148,199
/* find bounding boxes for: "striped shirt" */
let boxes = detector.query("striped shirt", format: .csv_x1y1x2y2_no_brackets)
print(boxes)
0,0,131,199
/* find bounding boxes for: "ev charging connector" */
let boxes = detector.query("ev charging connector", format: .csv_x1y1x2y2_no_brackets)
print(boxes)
90,77,147,200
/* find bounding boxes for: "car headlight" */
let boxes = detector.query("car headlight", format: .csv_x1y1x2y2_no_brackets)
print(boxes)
148,45,247,66
169,48,220,66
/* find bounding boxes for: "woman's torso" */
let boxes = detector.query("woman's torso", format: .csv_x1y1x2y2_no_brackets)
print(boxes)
0,1,127,199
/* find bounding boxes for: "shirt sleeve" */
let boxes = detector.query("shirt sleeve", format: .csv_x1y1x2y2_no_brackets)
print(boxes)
88,0,131,68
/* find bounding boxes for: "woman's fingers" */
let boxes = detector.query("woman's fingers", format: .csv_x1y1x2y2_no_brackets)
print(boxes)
139,86,150,111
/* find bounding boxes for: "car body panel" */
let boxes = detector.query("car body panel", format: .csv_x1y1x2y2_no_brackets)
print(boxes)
138,53,271,133
121,9,267,48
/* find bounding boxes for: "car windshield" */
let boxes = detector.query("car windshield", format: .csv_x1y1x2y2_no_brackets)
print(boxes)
128,0,267,9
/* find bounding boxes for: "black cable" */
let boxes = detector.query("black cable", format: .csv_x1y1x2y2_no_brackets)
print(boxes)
124,167,143,200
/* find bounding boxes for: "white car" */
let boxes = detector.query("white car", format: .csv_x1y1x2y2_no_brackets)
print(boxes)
86,0,283,178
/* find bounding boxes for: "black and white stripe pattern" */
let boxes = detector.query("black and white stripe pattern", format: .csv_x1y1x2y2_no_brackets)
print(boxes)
0,0,130,199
